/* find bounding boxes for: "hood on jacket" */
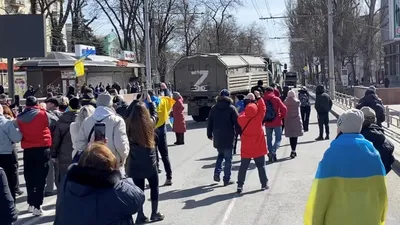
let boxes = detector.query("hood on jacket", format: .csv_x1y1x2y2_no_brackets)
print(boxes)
263,91,275,100
244,103,258,117
17,106,40,123
92,106,115,121
66,165,121,197
365,89,376,96
315,85,325,95
59,111,78,124
214,96,233,110
362,123,385,144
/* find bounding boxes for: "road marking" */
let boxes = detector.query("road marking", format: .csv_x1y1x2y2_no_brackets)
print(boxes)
219,194,238,225
16,197,57,225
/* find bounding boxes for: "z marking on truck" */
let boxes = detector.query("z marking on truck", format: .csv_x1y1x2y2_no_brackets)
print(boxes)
191,70,209,91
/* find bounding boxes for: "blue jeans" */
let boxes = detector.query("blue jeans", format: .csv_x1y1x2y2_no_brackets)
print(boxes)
266,126,282,154
214,148,233,182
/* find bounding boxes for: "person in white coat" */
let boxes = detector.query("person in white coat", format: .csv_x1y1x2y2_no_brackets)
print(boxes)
70,105,95,158
74,94,129,169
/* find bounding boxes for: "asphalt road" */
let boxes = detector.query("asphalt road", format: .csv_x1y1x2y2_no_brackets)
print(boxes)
13,105,400,225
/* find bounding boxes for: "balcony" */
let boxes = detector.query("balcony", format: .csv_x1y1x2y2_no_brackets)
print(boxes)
9,0,25,7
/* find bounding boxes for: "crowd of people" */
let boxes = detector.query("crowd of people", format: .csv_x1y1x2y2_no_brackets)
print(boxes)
0,77,396,224
0,82,188,225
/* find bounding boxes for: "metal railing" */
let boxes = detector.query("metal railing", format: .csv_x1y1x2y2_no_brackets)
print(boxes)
306,85,400,131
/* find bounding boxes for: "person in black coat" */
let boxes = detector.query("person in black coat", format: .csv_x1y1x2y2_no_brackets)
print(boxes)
356,87,385,127
125,101,164,224
207,89,241,186
113,95,129,118
250,80,265,95
54,143,145,225
314,85,333,140
0,167,18,225
360,107,394,174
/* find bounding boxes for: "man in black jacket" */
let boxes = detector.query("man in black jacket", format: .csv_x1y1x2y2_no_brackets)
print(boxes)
250,80,265,95
314,85,333,140
207,89,241,186
356,86,385,127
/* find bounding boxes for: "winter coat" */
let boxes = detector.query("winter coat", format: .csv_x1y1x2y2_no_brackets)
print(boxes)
172,98,186,133
273,89,281,98
17,106,52,149
263,92,288,128
298,89,311,107
361,123,394,174
0,115,22,155
238,98,268,158
51,111,78,164
284,97,303,138
54,165,145,225
314,85,333,114
126,143,158,179
250,85,265,95
115,101,129,118
75,107,129,167
356,91,385,127
207,96,241,149
0,167,18,225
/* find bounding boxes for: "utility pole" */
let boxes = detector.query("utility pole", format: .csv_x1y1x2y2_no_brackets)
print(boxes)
144,0,152,90
150,10,159,86
328,0,335,99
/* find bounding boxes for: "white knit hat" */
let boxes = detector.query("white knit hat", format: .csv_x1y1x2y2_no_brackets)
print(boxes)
337,109,364,133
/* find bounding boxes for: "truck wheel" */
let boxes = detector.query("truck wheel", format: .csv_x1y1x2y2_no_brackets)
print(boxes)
192,107,210,122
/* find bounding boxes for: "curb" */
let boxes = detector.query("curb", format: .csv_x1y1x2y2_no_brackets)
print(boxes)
307,89,400,175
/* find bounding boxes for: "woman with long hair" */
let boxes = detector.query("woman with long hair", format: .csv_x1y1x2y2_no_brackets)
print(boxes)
284,90,303,158
125,102,165,224
70,105,95,158
54,143,145,225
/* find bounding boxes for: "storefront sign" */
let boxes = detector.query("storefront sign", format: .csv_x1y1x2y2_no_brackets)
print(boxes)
120,51,135,61
75,44,96,57
61,70,76,79
14,71,27,97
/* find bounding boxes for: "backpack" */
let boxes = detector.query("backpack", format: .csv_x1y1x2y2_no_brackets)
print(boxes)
263,100,276,122
299,92,310,107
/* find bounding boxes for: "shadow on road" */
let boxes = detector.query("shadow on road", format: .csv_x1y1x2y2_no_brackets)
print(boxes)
196,156,218,161
281,140,316,147
183,192,236,209
158,184,219,201
309,119,338,125
16,214,55,225
186,121,208,130
266,157,293,165
201,160,241,169
16,195,27,204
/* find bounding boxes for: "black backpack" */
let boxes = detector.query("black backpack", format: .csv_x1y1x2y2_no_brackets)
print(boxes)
263,100,276,122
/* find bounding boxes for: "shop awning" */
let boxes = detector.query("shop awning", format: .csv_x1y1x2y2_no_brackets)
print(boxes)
0,62,19,71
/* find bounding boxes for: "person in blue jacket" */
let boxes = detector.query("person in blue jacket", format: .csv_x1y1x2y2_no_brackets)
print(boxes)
235,94,245,114
54,143,145,225
0,167,18,225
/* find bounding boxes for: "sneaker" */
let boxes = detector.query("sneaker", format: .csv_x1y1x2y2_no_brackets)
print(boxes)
15,189,24,196
290,151,297,159
272,154,278,162
224,180,233,186
164,179,172,186
237,186,243,194
213,175,221,182
325,136,330,140
32,208,43,216
315,136,324,141
150,212,165,222
135,216,150,224
261,182,269,190
28,205,34,213
268,153,274,163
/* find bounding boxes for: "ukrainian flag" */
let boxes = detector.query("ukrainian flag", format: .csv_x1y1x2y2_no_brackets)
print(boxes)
304,134,387,225
74,58,85,77
155,96,175,129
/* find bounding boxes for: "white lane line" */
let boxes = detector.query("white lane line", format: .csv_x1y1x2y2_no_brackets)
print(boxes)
219,194,238,225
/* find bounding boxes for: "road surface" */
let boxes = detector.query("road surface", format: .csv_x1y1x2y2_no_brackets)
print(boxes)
13,105,400,225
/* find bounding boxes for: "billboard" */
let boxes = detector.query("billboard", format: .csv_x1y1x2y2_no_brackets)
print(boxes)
0,15,46,58
389,0,400,39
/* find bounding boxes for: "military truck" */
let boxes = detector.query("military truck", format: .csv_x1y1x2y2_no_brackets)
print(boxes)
173,54,269,122
284,71,298,87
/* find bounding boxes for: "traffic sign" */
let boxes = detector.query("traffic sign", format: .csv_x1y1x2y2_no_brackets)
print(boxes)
313,57,320,65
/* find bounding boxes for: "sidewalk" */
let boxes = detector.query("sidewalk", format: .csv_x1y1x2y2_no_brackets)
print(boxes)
307,89,400,172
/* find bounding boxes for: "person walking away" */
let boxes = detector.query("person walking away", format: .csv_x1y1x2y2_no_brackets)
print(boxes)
0,167,18,225
70,105,95,159
80,88,97,108
154,94,175,185
236,91,268,193
75,94,129,172
314,85,333,140
298,87,311,132
284,90,303,158
263,87,287,162
126,102,164,223
360,107,394,174
0,105,22,201
356,86,385,127
384,77,390,88
17,96,54,216
54,143,145,225
207,89,241,186
280,86,290,130
250,80,265,95
304,109,388,225
51,98,80,187
172,92,186,145
234,94,245,114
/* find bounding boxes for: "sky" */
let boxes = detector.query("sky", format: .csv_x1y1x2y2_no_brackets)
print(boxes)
92,0,290,66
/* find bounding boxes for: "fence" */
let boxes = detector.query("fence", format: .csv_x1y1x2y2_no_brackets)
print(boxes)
306,85,400,131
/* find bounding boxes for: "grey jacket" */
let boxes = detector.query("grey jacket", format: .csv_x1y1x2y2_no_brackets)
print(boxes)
0,115,22,155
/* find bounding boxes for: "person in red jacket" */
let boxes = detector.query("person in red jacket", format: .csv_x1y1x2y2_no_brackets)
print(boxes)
263,87,287,163
236,91,268,194
17,96,53,216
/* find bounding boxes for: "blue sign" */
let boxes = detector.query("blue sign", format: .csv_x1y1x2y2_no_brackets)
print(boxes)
82,47,96,56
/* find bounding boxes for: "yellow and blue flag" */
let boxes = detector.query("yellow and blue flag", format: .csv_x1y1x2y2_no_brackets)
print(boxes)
304,134,387,225
74,51,95,77
155,96,175,129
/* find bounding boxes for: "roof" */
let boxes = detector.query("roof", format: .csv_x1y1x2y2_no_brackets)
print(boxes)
174,53,266,69
239,55,266,66
218,55,247,67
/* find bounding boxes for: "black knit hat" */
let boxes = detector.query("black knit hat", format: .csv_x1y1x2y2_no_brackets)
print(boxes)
45,97,60,107
69,97,81,110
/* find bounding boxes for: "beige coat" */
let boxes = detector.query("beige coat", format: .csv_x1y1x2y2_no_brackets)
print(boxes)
284,97,303,138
